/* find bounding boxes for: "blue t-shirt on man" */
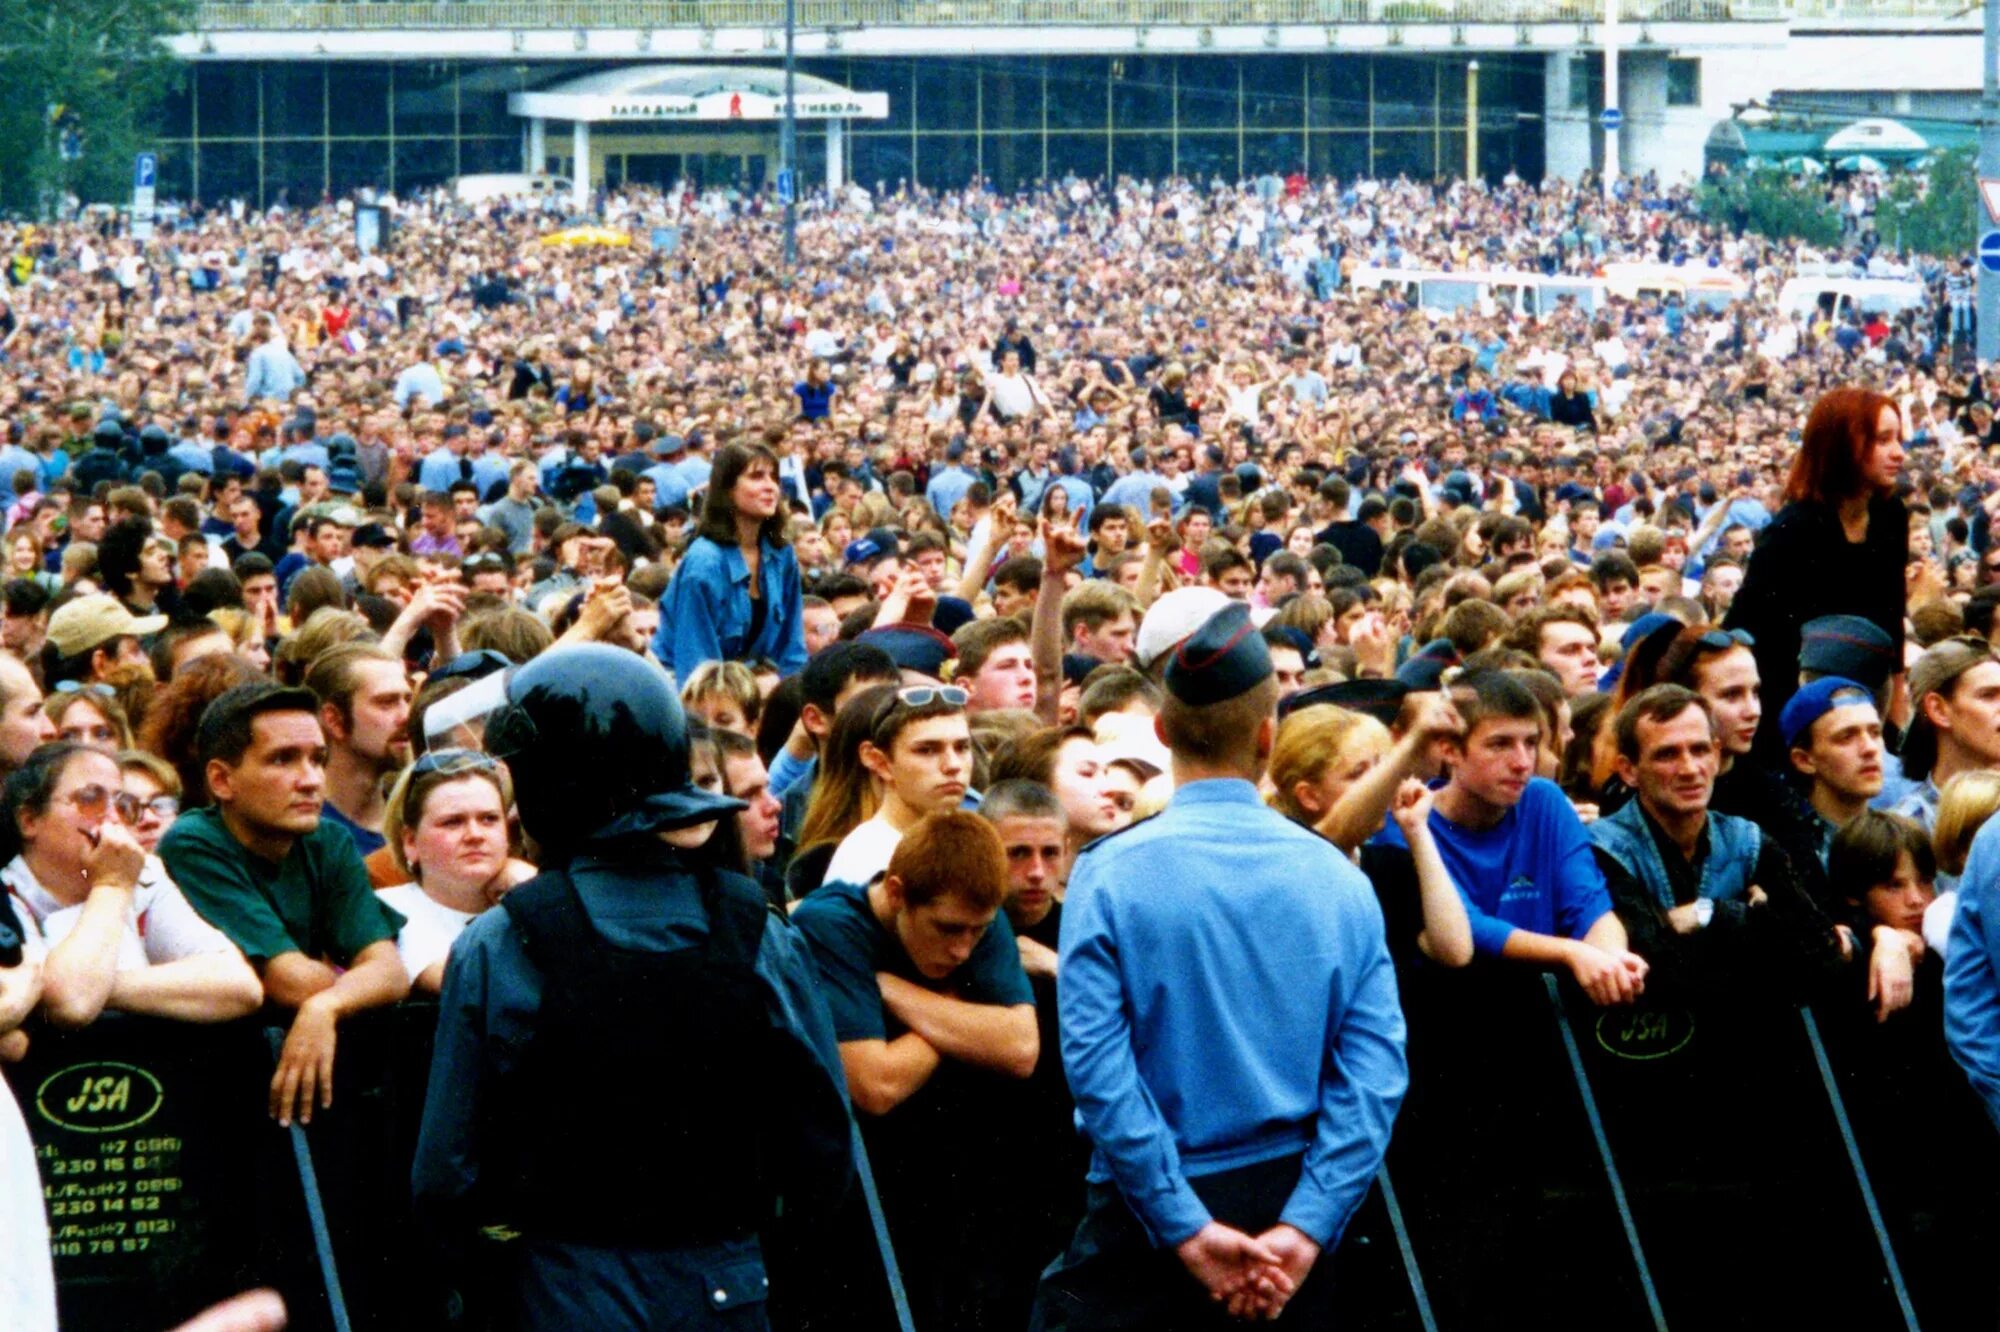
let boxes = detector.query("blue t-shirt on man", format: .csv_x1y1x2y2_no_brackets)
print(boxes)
1376,777,1613,958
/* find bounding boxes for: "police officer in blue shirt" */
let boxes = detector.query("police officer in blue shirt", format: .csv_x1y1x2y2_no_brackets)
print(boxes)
1034,602,1408,1329
412,644,852,1331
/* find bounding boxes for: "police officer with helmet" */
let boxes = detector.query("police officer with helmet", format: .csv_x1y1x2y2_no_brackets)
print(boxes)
412,643,852,1330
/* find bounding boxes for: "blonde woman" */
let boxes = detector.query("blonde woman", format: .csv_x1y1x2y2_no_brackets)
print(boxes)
1924,770,2000,959
1268,701,1472,966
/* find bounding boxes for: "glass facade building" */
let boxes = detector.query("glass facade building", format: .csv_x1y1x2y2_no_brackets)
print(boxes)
153,53,1546,205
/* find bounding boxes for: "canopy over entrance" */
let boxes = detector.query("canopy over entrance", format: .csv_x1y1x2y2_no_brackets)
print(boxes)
509,64,889,208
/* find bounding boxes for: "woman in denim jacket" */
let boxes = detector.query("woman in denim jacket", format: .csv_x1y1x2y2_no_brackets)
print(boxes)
658,442,807,681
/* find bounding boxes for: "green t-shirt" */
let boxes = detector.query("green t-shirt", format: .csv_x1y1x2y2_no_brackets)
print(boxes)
160,805,403,966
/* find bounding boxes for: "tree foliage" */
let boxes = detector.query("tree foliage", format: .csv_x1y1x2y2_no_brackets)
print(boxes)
0,0,193,215
1882,147,1977,261
1695,170,1843,249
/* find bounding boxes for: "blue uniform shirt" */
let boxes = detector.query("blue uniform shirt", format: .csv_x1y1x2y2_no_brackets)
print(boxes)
1947,819,2000,1130
1375,777,1614,957
1059,779,1407,1249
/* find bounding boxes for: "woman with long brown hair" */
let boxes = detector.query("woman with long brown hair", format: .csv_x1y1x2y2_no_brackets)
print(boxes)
1727,386,1907,751
658,441,806,679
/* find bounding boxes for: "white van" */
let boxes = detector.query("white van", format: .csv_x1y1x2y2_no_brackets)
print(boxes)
1348,268,1605,318
451,173,573,205
1601,262,1749,313
1776,272,1927,323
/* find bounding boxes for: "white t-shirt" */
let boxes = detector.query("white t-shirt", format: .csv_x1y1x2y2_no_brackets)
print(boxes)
376,883,478,982
3,855,237,968
822,815,905,890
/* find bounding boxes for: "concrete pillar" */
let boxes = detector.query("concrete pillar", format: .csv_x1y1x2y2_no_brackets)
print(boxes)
572,120,591,213
1544,53,1591,182
529,117,547,175
1621,51,1669,183
827,119,845,194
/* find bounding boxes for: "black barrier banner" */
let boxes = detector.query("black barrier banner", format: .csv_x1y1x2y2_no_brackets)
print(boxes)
1383,964,1662,1332
4,1017,308,1331
1564,987,1913,1332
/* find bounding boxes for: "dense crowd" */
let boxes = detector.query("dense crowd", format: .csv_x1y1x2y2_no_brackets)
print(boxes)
3,166,2000,1331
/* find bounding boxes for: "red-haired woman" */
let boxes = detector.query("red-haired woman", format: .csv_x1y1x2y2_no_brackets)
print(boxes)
1727,386,1907,750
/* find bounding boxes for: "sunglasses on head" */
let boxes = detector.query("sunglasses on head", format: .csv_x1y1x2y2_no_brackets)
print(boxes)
54,681,116,697
1694,627,1754,651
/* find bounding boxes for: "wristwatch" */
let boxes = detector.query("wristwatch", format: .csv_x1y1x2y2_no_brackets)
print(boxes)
1692,898,1715,930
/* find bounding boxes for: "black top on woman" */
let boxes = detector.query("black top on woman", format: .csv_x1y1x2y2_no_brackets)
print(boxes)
1727,386,1907,757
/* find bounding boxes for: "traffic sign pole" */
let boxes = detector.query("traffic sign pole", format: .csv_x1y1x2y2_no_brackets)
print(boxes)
131,152,158,242
1602,0,1620,197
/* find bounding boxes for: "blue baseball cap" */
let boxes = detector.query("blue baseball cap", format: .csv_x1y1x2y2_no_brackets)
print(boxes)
1780,676,1876,749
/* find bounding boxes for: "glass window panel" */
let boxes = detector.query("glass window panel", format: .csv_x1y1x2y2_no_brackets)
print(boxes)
1439,130,1467,179
1245,56,1305,131
154,144,193,206
393,138,455,194
1441,59,1472,116
328,65,391,137
1111,57,1174,129
850,60,913,130
1568,55,1597,112
264,64,325,140
1176,57,1238,132
850,135,914,195
393,63,459,138
459,138,518,176
1045,58,1108,131
1373,56,1437,129
982,132,1040,192
1309,57,1368,131
1045,132,1108,183
328,140,391,199
460,68,525,136
195,64,259,139
795,129,827,193
1244,130,1305,176
1668,57,1701,107
917,134,978,190
1112,132,1170,182
265,139,324,208
1371,131,1435,180
157,70,194,140
1308,132,1369,181
1176,131,1239,183
195,142,258,205
982,59,1043,132
914,61,978,132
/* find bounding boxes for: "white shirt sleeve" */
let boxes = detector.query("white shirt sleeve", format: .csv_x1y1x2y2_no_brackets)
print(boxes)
136,861,242,965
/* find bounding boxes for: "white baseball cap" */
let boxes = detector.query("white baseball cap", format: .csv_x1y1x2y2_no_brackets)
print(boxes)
1135,586,1231,671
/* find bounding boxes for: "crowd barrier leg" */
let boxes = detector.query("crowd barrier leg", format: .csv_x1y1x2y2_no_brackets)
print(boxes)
1799,1006,1921,1332
1543,975,1670,1332
265,1027,353,1332
1375,1166,1438,1332
851,1115,918,1332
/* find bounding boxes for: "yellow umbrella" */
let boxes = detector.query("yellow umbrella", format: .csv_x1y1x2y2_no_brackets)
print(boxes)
540,226,631,248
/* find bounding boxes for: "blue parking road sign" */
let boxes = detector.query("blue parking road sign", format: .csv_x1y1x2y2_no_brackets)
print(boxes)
1980,231,2000,275
776,168,796,205
134,153,157,189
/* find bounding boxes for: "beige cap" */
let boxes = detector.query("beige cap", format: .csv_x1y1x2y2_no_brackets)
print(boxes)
47,594,167,660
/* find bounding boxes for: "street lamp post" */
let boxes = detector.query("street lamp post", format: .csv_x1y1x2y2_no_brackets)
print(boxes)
782,0,798,272
1466,60,1480,183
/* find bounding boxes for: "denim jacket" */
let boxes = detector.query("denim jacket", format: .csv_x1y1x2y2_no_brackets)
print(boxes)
657,534,807,681
1590,797,1760,913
